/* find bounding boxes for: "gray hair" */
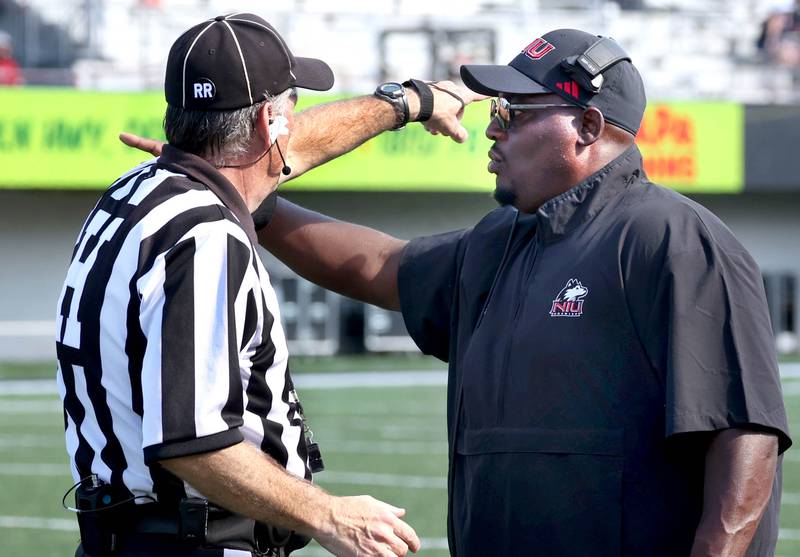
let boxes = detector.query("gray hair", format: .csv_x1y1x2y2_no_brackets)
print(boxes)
163,88,294,167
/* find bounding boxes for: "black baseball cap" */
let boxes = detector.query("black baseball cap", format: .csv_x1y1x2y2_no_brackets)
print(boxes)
461,29,646,135
165,13,334,110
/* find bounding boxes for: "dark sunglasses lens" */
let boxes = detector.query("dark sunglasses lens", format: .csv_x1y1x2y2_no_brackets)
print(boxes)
490,99,509,129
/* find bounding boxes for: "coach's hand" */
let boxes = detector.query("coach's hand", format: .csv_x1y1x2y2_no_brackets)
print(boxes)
415,80,488,144
315,495,421,556
119,132,164,157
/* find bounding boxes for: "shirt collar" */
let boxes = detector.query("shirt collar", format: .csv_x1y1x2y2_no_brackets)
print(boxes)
158,145,258,245
535,144,644,243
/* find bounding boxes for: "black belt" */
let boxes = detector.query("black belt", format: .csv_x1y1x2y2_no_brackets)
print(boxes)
119,499,308,556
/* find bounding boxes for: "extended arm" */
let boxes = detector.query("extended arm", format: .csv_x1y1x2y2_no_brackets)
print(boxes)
258,197,407,310
161,441,420,556
282,81,481,181
690,429,778,557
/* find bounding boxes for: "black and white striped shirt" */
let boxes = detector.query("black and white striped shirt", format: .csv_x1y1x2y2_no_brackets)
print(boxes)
55,145,309,504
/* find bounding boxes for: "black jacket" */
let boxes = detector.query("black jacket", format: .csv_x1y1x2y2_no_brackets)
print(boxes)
398,146,790,556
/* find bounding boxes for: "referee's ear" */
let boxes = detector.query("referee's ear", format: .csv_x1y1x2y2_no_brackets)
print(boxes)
255,101,274,147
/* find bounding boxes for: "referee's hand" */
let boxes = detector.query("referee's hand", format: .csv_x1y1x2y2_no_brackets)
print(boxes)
119,132,164,157
315,495,421,556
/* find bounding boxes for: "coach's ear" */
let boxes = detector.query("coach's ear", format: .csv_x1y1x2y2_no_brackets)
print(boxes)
119,132,164,157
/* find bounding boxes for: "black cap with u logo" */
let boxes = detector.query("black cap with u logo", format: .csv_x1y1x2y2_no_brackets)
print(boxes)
461,29,646,135
164,13,334,111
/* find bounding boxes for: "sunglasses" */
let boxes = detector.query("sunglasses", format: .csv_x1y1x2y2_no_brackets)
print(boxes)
490,97,576,130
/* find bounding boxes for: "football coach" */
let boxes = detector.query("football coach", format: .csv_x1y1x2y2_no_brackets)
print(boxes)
58,12,482,557
123,27,791,557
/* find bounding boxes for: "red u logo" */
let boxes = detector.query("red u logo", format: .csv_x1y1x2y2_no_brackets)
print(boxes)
523,38,555,60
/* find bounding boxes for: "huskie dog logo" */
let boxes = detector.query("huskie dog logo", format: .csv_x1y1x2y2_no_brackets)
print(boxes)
549,278,588,317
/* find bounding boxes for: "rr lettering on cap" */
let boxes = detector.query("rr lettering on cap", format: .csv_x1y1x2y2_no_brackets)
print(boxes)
523,38,555,60
193,78,216,99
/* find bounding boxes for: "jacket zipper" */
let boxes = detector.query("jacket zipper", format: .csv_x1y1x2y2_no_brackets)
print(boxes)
496,234,541,424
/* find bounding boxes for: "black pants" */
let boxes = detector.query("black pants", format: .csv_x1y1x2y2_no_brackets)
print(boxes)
75,534,258,556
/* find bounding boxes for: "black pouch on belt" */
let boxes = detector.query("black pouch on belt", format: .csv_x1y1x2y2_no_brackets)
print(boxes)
75,477,135,557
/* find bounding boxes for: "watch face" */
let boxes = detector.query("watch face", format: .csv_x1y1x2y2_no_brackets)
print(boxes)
379,82,404,97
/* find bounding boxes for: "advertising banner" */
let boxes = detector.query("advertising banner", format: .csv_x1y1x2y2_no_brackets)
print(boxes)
0,89,742,193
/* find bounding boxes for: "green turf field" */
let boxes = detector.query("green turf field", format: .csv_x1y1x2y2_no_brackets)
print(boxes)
1,360,799,556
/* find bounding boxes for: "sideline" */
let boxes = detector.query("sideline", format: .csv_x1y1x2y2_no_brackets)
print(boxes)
6,363,800,396
0,370,449,396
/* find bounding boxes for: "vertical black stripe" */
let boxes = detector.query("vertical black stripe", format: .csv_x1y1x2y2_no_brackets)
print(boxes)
77,225,131,487
59,287,74,343
241,290,258,351
161,237,198,442
256,291,288,467
221,236,250,428
286,368,312,481
125,290,146,418
55,349,94,479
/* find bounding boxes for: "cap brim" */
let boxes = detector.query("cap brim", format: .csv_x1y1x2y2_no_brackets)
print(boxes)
461,64,550,96
293,57,334,91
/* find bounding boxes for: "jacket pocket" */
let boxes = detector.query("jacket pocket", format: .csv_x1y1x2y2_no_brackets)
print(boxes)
453,428,623,557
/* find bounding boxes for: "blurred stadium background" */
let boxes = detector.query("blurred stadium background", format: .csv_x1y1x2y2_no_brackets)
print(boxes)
1,0,799,555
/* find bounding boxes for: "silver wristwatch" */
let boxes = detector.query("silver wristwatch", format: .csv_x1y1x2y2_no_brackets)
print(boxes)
374,81,409,130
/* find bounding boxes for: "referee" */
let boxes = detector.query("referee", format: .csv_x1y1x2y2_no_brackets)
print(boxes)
55,14,442,557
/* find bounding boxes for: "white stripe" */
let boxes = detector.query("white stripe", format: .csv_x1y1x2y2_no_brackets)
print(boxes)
222,21,253,106
72,364,113,481
181,21,216,108
318,471,446,489
779,528,800,540
0,516,77,531
190,223,239,437
110,161,157,200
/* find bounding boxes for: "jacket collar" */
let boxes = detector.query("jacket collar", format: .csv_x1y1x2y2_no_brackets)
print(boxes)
535,144,644,243
158,145,258,245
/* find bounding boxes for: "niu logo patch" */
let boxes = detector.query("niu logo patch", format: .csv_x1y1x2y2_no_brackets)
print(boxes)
193,78,216,99
522,38,555,60
550,279,588,318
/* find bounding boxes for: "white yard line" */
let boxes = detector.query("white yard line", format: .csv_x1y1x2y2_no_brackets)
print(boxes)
780,363,800,378
0,515,77,531
318,471,446,489
0,463,67,477
321,440,447,455
7,362,800,396
0,399,62,414
0,371,448,397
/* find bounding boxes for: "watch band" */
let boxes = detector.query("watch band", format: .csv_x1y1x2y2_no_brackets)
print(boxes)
404,79,434,122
